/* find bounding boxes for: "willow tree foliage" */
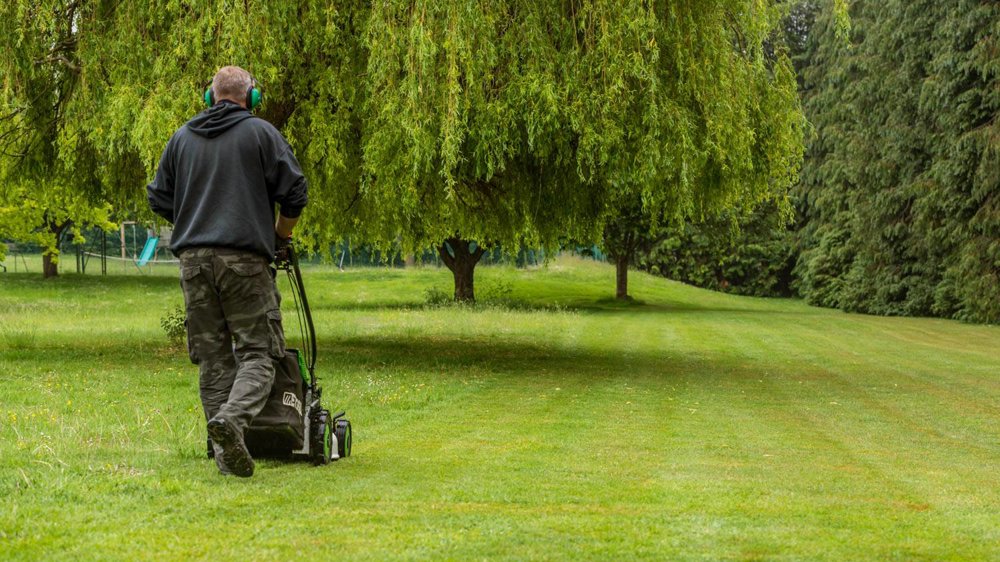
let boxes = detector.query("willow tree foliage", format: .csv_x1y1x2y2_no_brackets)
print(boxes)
0,1,118,276
795,0,999,323
630,2,820,299
2,1,843,296
361,0,811,300
1,0,814,298
598,0,809,299
1,1,366,276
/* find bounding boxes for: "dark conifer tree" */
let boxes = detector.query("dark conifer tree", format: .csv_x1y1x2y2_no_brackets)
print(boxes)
794,0,999,322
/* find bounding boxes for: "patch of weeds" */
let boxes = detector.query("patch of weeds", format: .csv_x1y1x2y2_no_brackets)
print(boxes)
480,280,564,312
479,280,515,305
0,301,43,314
350,371,438,408
423,280,569,313
159,306,186,346
0,324,37,350
423,286,452,307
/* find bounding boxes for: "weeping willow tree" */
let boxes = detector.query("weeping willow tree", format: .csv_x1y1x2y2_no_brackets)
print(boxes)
596,0,808,300
0,1,366,276
359,0,822,301
0,1,116,276
358,1,611,300
1,0,846,294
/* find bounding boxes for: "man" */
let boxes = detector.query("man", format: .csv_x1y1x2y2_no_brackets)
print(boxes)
147,66,308,477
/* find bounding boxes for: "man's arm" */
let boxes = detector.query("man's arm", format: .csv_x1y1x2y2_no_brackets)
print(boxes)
275,214,298,239
147,140,176,223
265,140,308,225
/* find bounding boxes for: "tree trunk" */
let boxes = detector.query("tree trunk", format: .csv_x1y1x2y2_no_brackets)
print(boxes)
42,219,72,279
437,237,487,302
603,220,637,302
615,254,629,300
42,252,58,278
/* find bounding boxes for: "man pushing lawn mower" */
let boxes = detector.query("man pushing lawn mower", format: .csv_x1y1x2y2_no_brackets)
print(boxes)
146,66,307,477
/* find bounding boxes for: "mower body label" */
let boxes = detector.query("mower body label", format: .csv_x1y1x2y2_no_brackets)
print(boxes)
282,391,303,416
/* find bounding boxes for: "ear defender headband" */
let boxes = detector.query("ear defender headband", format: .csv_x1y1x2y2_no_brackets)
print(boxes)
203,75,263,111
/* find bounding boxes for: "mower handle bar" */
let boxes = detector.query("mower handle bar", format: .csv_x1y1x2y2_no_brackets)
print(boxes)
275,243,317,385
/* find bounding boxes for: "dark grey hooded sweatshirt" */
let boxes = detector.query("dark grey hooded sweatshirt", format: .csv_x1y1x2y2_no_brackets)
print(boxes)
147,100,308,259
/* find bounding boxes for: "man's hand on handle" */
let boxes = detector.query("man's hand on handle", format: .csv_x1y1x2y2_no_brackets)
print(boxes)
274,232,292,263
274,213,298,263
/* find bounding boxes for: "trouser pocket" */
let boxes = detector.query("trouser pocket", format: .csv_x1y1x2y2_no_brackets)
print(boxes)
180,265,208,365
180,264,209,307
185,318,200,364
266,309,286,359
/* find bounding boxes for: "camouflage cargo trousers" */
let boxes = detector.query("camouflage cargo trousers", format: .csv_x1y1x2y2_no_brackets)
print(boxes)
178,247,286,436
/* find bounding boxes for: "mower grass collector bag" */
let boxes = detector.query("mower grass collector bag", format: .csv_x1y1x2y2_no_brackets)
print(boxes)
244,348,307,455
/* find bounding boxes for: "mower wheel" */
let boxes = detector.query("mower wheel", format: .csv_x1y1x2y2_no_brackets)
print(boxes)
334,419,352,459
312,411,333,466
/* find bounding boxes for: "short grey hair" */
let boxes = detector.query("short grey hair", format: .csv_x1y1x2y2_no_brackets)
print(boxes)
211,66,252,105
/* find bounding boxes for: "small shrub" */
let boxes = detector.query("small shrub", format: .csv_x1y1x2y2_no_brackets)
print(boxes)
424,280,548,311
479,280,514,303
160,306,186,346
423,286,452,307
640,202,796,297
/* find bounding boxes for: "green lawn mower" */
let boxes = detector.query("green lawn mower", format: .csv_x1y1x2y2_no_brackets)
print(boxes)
209,243,352,464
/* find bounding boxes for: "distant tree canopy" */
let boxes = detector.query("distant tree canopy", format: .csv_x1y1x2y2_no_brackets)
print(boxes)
0,1,121,275
794,0,1000,322
638,201,796,297
598,0,815,300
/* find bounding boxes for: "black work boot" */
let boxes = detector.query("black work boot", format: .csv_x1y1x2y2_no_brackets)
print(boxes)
209,439,232,476
206,418,254,477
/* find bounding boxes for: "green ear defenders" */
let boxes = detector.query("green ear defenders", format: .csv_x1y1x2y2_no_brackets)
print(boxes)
203,75,262,111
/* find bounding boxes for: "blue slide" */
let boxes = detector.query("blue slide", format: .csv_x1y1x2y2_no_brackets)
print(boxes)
137,237,158,267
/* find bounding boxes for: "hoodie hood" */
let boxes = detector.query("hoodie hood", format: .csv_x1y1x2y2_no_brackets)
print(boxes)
186,101,255,138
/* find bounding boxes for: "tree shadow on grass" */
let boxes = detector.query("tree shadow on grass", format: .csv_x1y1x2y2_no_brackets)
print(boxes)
3,270,805,318
326,333,739,382
308,277,807,316
317,297,807,318
312,300,574,314
2,320,746,384
0,271,180,289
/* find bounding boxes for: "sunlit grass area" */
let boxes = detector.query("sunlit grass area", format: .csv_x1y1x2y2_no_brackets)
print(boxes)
1,257,997,560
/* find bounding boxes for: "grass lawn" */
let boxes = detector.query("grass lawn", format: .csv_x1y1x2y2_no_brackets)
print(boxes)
1,256,997,561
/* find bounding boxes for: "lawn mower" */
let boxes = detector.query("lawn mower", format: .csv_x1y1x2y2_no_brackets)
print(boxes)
208,242,352,465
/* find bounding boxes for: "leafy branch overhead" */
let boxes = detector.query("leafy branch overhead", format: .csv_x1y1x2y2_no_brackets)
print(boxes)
2,1,851,294
2,1,815,245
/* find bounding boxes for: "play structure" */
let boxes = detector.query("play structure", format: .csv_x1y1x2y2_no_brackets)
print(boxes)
68,223,175,274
